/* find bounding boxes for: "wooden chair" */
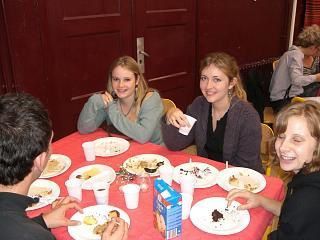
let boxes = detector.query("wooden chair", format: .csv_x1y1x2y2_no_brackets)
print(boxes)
162,98,176,115
272,59,279,71
260,123,274,176
291,96,306,103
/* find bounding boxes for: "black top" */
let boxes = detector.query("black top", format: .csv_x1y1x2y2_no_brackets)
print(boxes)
205,107,228,162
0,192,55,240
269,171,320,240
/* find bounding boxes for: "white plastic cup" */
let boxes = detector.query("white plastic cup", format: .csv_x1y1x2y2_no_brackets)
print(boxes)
158,165,174,186
82,141,96,161
179,115,197,136
180,175,196,196
122,184,140,209
181,193,193,220
92,181,110,205
65,178,82,201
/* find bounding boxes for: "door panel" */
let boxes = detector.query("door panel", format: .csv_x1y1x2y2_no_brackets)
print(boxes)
45,0,132,138
135,0,196,109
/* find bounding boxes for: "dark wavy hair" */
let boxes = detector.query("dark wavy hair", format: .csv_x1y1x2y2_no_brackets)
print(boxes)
0,93,52,185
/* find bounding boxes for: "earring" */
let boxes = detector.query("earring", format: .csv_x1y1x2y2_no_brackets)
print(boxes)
228,89,232,98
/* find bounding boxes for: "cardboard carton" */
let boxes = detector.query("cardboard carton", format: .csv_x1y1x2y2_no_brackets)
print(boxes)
153,178,182,239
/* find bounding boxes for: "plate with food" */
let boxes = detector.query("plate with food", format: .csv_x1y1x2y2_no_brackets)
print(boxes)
93,137,130,157
217,167,266,193
190,197,250,235
68,205,130,240
69,164,116,190
26,179,60,211
122,154,171,176
173,162,219,188
40,154,72,178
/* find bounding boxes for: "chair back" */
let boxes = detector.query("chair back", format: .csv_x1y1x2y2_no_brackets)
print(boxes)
261,123,274,176
162,98,176,115
291,96,306,103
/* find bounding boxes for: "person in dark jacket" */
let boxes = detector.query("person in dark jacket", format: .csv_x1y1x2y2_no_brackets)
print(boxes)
227,100,320,240
162,52,263,173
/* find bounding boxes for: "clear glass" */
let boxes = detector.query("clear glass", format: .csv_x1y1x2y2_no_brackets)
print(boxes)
135,173,151,192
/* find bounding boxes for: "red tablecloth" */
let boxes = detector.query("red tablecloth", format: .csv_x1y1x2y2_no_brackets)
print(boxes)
28,129,285,240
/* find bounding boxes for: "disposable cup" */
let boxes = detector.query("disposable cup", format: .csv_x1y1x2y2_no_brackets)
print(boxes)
82,141,96,161
122,184,140,209
158,165,174,186
92,181,110,205
181,193,193,220
180,175,196,196
179,115,197,136
65,178,82,201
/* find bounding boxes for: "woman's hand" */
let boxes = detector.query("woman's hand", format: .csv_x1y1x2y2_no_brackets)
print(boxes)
226,189,261,210
101,91,114,107
101,217,128,240
166,108,190,129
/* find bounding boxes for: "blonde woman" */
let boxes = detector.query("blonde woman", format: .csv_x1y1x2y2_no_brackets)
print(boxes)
270,24,320,112
227,101,320,239
162,52,263,172
78,56,163,144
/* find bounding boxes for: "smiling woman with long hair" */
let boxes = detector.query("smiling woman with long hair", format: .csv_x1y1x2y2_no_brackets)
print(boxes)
77,56,163,145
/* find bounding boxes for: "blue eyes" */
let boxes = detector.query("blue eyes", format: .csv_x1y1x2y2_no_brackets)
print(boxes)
200,77,221,83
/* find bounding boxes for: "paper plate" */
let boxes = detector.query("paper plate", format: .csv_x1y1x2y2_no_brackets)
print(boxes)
93,137,130,157
40,154,72,178
190,197,250,235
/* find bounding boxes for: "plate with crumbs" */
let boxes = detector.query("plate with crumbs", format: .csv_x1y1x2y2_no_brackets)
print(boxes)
190,197,250,235
27,179,60,211
93,137,130,157
217,167,266,193
40,154,72,178
173,162,219,188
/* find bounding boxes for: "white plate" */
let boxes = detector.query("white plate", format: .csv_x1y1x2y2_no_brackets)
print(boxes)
68,205,130,240
217,167,266,193
26,179,60,211
123,154,171,176
173,162,219,188
93,137,130,157
69,164,116,190
190,197,250,235
40,154,72,179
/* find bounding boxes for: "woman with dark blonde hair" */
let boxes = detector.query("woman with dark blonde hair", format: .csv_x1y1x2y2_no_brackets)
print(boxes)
270,24,320,113
227,100,320,239
78,56,163,144
162,52,263,172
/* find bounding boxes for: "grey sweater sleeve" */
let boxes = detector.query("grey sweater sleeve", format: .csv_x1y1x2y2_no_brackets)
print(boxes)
77,94,108,134
108,92,163,144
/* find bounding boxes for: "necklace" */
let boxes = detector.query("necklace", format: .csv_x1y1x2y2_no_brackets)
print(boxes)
120,101,135,117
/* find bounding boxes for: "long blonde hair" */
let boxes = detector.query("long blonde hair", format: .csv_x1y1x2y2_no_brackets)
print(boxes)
199,52,247,101
107,56,150,113
273,101,320,174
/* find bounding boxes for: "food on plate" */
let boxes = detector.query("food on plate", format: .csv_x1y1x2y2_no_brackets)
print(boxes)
179,166,212,179
93,210,121,236
43,159,62,174
228,173,259,192
28,186,52,198
83,215,98,225
76,167,101,180
212,209,224,222
125,159,163,174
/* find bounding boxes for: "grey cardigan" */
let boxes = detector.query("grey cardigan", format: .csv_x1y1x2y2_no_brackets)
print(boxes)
77,91,164,145
162,96,263,173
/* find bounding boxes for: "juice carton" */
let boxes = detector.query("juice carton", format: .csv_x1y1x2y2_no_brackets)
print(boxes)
153,178,182,239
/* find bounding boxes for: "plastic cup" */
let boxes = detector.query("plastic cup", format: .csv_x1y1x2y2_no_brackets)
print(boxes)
179,115,197,136
92,181,110,205
181,193,193,220
65,178,82,201
122,184,140,209
82,141,96,161
180,175,196,196
158,165,174,186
